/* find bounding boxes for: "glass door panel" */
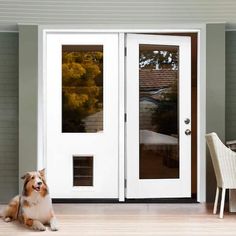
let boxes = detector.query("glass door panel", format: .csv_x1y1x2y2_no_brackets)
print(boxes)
139,44,179,180
62,45,104,133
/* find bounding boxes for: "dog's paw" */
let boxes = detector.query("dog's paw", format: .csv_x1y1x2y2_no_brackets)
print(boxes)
32,221,46,231
50,219,59,231
4,217,12,223
50,224,59,231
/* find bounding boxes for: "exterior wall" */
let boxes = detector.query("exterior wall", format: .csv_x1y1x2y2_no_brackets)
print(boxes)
0,33,18,203
18,25,38,193
206,24,225,202
0,1,236,31
226,31,236,141
0,12,230,201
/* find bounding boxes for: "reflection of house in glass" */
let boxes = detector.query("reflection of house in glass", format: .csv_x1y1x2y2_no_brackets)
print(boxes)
139,69,178,134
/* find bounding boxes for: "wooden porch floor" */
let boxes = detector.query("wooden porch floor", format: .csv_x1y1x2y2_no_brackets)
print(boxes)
0,203,236,235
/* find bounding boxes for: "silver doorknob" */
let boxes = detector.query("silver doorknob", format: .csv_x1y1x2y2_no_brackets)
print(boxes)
185,129,191,135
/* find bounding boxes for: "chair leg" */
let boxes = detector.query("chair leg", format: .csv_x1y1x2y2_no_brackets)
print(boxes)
213,187,219,214
219,188,226,219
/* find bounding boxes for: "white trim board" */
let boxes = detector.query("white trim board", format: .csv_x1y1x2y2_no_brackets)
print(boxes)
37,25,206,202
197,27,206,202
118,33,125,202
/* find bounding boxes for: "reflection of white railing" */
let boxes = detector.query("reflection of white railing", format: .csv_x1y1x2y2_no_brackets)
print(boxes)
140,130,178,145
82,111,103,133
140,130,179,166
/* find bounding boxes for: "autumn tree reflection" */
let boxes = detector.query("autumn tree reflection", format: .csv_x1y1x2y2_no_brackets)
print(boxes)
62,46,103,132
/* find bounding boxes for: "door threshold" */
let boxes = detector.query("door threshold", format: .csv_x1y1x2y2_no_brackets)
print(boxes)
124,197,197,204
52,198,120,204
52,196,197,204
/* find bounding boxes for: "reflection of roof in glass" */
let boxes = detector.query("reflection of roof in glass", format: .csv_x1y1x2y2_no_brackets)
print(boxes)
139,69,177,90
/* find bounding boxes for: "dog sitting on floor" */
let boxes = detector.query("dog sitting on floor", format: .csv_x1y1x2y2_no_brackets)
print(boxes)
1,169,58,231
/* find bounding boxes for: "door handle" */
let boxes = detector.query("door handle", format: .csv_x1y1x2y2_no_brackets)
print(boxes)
184,118,190,124
185,129,191,136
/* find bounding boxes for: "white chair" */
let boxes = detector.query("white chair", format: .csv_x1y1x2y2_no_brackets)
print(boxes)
206,132,236,218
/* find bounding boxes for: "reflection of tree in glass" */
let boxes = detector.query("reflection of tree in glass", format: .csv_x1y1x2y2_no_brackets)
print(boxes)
62,51,103,132
152,81,178,135
140,50,178,70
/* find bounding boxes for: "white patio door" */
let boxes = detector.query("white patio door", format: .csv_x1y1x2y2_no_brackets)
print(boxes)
126,34,192,198
46,33,119,198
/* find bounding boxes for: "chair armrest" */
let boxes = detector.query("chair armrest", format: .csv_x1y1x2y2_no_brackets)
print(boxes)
226,140,236,152
226,140,236,145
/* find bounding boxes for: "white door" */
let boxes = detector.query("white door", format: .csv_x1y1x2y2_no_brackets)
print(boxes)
45,33,119,198
126,34,191,198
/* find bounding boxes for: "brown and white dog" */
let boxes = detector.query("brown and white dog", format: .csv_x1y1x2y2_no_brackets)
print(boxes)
1,169,58,231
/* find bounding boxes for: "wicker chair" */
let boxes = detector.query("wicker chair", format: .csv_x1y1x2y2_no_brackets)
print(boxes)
206,132,236,218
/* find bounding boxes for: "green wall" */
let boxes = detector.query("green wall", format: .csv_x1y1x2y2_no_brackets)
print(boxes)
206,24,226,202
226,31,236,141
18,25,38,193
0,33,18,202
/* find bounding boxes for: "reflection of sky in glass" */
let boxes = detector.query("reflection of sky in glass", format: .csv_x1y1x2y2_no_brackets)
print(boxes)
139,45,178,70
140,50,175,69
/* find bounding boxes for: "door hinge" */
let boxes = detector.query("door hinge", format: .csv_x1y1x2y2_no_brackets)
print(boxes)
125,179,127,188
124,113,127,122
124,47,127,56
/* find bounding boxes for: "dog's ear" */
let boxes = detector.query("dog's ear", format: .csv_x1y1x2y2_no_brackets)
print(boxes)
39,168,46,177
21,172,30,180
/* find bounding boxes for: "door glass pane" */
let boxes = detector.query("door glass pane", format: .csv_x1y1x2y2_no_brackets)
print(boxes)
62,45,103,133
139,44,179,179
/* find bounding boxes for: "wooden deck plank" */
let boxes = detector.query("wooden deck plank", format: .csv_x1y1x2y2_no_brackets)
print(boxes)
0,203,236,235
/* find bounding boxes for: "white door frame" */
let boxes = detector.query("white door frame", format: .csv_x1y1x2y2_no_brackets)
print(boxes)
38,25,206,202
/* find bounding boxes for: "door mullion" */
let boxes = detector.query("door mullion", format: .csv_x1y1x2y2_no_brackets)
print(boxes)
118,33,125,202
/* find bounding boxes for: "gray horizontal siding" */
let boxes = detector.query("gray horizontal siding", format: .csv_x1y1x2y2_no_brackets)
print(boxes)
0,32,18,203
226,31,236,141
0,0,236,30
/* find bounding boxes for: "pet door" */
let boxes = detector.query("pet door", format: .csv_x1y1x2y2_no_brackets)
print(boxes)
73,156,93,186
